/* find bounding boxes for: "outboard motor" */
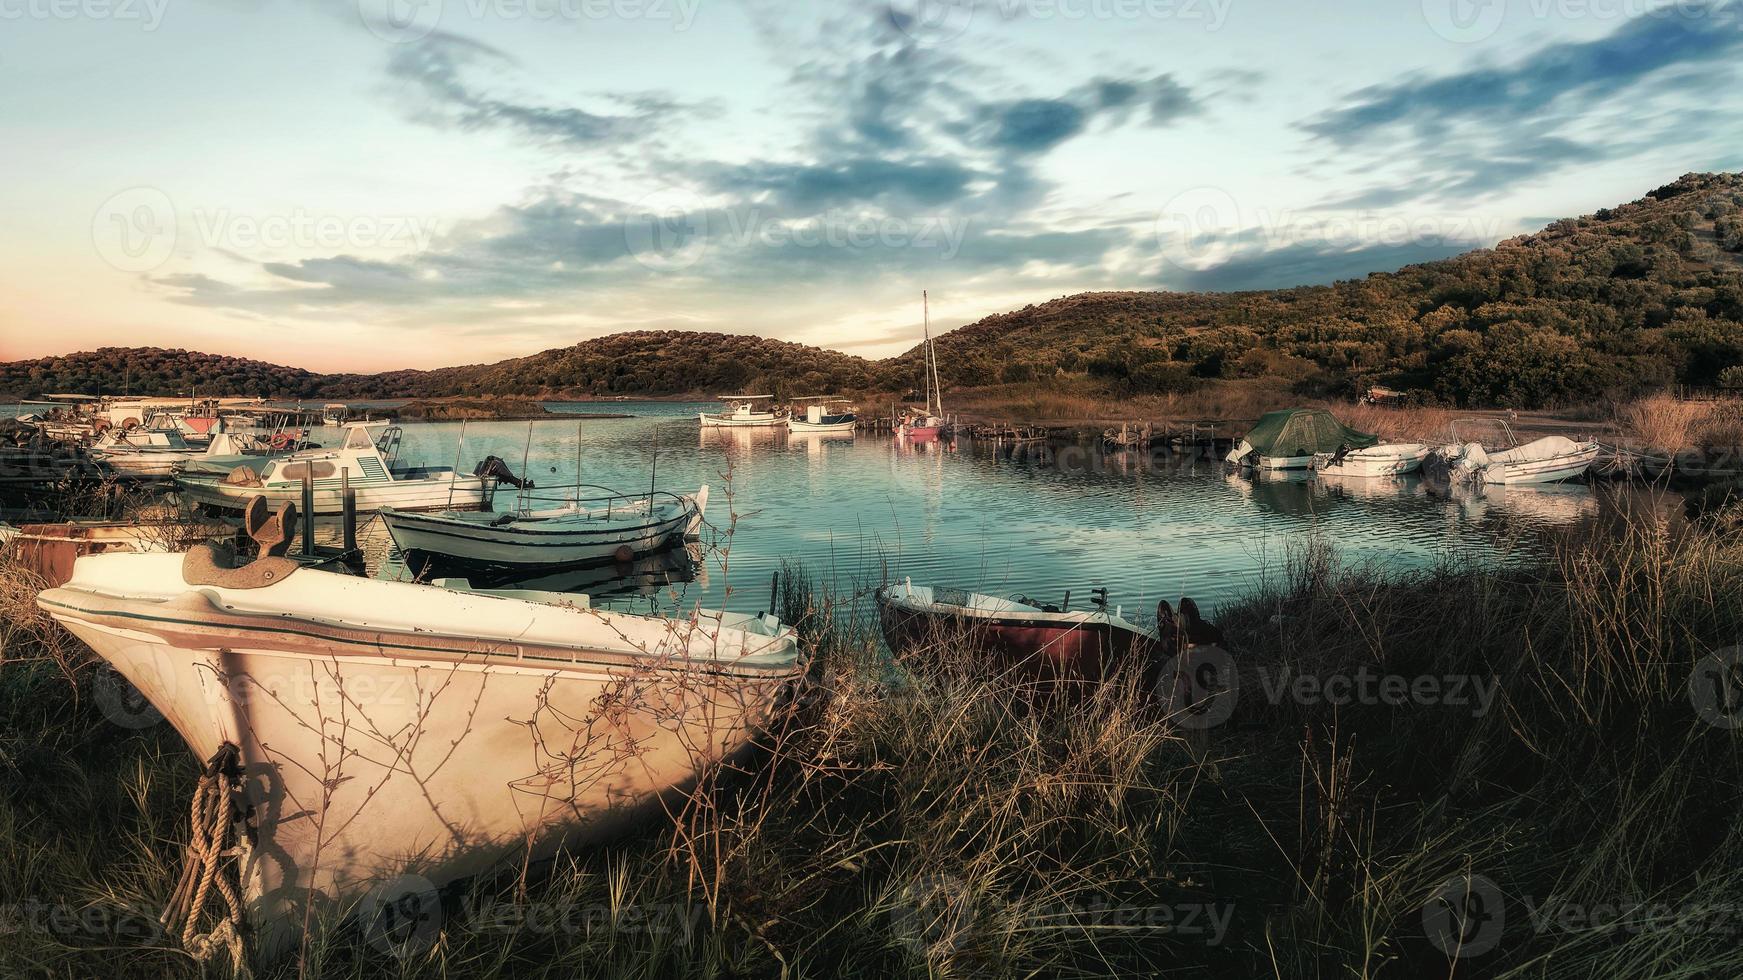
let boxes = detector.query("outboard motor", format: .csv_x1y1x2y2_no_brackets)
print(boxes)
474,455,533,490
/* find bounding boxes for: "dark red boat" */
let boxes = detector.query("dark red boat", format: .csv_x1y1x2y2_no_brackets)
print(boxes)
875,581,1227,695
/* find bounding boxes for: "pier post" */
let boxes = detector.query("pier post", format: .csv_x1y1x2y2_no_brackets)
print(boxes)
341,467,356,554
301,470,315,557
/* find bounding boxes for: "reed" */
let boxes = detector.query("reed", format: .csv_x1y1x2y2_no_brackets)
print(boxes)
4,494,1743,977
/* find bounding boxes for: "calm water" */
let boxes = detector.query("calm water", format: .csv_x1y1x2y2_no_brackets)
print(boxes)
345,401,1598,618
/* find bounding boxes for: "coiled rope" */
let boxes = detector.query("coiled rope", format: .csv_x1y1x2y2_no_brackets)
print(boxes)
161,742,250,977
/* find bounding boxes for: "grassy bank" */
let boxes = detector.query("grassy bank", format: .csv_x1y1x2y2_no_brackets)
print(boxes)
3,497,1743,977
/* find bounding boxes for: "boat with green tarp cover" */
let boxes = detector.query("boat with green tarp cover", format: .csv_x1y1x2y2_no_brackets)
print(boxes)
1226,408,1378,470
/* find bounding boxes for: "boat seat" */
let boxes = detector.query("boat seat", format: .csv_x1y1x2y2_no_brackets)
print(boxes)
182,542,300,589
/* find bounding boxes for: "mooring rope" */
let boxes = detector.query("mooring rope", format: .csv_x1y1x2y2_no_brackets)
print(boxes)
161,742,250,977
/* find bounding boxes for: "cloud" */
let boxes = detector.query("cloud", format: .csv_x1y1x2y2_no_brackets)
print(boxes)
695,158,983,210
1299,2,1743,206
1161,238,1479,292
1302,2,1743,145
387,32,688,147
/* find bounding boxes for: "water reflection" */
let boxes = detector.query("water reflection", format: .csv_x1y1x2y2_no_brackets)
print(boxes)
348,407,1608,616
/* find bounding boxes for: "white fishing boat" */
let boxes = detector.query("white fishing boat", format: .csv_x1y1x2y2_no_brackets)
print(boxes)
90,427,208,479
699,395,788,427
381,486,708,574
1314,442,1432,477
37,534,802,958
1227,408,1378,470
174,429,319,478
1439,419,1601,485
788,398,857,433
321,403,349,426
175,423,509,515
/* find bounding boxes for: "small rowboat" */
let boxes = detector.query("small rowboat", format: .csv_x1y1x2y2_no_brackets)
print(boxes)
381,486,708,575
875,581,1226,689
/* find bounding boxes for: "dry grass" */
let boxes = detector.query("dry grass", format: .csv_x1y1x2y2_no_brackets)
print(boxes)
1617,393,1743,452
6,496,1743,977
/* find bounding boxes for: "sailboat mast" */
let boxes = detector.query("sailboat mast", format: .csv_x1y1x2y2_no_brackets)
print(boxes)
922,290,936,417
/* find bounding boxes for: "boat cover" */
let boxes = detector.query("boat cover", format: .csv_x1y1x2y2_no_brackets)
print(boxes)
1463,435,1585,467
1239,409,1377,458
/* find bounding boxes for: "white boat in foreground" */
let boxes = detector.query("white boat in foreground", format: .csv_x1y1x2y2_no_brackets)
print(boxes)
1315,442,1432,477
1440,419,1601,485
175,423,505,514
38,543,802,957
381,486,708,574
699,395,788,427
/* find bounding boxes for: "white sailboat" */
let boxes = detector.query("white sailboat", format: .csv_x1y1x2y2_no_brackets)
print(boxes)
699,395,788,427
175,422,502,514
897,291,949,440
381,486,709,573
37,539,802,958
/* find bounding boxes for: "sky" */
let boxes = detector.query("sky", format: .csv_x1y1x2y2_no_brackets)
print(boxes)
1,0,1740,372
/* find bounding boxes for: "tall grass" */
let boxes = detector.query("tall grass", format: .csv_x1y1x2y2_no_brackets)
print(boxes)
1617,393,1743,452
4,497,1743,977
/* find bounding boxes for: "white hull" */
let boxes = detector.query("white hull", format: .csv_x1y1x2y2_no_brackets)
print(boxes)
699,412,787,427
787,419,856,432
383,488,707,569
177,474,490,514
39,553,800,957
1481,448,1601,484
1315,443,1431,478
94,451,200,478
1252,454,1316,471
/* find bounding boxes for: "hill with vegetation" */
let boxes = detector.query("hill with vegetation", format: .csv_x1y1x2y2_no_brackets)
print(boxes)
912,172,1743,406
4,173,1741,408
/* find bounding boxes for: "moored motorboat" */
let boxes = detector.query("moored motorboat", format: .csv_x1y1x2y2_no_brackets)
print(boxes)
699,395,787,427
1227,408,1378,470
89,428,208,479
175,422,514,515
1438,419,1601,485
788,398,857,433
1314,442,1432,477
382,485,708,575
37,532,802,958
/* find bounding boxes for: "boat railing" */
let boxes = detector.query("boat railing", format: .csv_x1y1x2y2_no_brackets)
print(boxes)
509,483,689,519
1449,416,1521,449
